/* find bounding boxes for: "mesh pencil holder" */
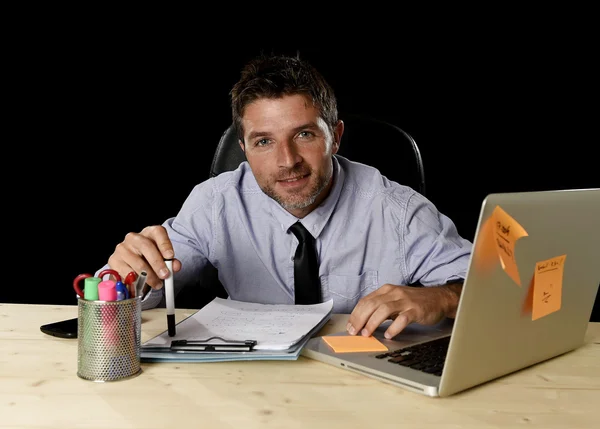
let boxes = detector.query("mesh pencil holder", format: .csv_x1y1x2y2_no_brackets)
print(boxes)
77,296,142,382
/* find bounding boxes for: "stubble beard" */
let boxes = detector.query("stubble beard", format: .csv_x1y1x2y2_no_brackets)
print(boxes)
262,166,332,211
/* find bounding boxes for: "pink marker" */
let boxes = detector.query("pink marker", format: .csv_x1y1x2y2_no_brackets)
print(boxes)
97,280,118,347
98,280,117,301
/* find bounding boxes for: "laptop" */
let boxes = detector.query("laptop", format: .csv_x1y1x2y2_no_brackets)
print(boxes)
302,188,600,397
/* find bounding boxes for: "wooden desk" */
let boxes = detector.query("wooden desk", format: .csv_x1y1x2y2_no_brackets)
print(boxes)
1,304,599,428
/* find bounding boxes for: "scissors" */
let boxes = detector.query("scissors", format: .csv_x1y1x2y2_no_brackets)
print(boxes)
73,269,122,299
123,271,139,299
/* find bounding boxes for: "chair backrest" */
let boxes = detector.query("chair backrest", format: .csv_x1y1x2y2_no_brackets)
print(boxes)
210,113,426,196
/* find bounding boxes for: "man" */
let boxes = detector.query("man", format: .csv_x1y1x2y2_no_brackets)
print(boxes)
104,53,472,339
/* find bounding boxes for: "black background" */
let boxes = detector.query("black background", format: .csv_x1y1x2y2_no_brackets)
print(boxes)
6,43,598,320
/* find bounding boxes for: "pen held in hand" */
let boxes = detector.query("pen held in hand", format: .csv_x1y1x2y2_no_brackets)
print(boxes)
164,259,176,337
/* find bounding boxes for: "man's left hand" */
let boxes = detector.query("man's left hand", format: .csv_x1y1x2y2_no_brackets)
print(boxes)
346,283,462,339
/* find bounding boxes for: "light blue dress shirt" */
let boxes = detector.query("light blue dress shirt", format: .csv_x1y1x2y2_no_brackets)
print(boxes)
141,155,472,313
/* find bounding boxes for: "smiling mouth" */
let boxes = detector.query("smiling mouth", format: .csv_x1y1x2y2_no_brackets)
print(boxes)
278,174,309,183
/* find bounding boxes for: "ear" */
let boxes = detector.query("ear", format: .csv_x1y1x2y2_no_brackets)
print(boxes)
238,139,245,153
332,120,344,155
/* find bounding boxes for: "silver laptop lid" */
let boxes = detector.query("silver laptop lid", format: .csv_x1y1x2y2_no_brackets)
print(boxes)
439,188,600,396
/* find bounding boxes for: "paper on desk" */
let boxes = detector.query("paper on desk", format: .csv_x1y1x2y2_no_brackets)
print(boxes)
143,297,333,351
141,309,332,363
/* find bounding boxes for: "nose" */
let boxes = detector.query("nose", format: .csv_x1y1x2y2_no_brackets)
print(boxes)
277,140,302,168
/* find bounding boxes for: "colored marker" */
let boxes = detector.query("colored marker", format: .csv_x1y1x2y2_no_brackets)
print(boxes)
98,280,117,301
97,280,118,346
164,259,176,336
84,276,101,300
115,280,129,301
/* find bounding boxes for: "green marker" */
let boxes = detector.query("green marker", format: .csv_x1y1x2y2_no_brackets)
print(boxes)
84,277,101,300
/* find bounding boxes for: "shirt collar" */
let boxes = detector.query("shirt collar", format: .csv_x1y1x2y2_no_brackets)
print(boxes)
268,156,345,238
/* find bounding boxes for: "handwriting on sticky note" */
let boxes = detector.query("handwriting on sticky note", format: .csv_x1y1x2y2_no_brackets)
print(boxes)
491,205,528,286
532,255,566,320
323,335,388,353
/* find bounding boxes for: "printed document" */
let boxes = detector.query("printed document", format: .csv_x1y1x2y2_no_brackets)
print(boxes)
143,297,334,351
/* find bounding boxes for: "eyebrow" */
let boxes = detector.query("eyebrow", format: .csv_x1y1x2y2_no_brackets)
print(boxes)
246,122,320,141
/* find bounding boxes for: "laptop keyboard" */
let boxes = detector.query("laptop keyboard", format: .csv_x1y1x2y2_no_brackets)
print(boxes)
375,335,450,376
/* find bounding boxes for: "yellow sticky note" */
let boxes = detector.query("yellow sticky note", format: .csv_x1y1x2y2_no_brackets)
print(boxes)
322,335,388,353
532,255,566,321
491,205,528,286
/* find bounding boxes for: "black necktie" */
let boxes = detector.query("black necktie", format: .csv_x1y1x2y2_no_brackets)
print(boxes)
289,222,321,304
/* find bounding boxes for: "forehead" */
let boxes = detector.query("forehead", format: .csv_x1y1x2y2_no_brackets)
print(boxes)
242,94,321,135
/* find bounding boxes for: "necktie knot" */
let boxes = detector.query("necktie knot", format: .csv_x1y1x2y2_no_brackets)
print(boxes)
289,222,313,243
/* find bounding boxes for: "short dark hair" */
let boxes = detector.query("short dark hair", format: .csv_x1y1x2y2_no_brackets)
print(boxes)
230,53,338,141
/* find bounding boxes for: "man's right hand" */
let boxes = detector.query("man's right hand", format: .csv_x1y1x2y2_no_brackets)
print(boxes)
107,225,181,294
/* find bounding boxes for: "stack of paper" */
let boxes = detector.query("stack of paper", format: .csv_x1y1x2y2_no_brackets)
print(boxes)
141,297,333,362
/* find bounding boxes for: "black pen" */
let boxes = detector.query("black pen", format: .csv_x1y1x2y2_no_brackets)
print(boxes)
164,259,176,336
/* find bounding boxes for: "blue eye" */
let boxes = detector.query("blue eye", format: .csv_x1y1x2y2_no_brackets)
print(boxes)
256,139,270,147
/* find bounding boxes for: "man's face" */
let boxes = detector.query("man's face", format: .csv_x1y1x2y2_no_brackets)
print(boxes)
240,94,343,218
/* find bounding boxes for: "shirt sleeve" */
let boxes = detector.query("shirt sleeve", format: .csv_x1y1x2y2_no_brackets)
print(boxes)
401,192,472,286
159,180,217,299
140,287,164,310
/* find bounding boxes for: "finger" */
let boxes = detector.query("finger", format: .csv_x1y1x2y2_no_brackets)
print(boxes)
124,251,163,290
109,238,162,290
140,225,175,260
124,256,181,292
130,233,171,285
172,259,182,273
137,226,179,285
360,303,394,337
131,256,181,290
347,293,387,336
384,310,414,339
105,248,134,283
346,299,370,335
347,284,397,334
361,294,406,337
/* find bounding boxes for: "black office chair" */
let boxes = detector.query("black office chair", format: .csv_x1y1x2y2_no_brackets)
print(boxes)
178,113,426,309
211,113,426,196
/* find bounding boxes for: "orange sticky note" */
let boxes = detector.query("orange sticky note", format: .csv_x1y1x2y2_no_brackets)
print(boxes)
473,216,497,274
322,335,388,353
491,205,528,286
532,255,566,321
521,275,535,316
